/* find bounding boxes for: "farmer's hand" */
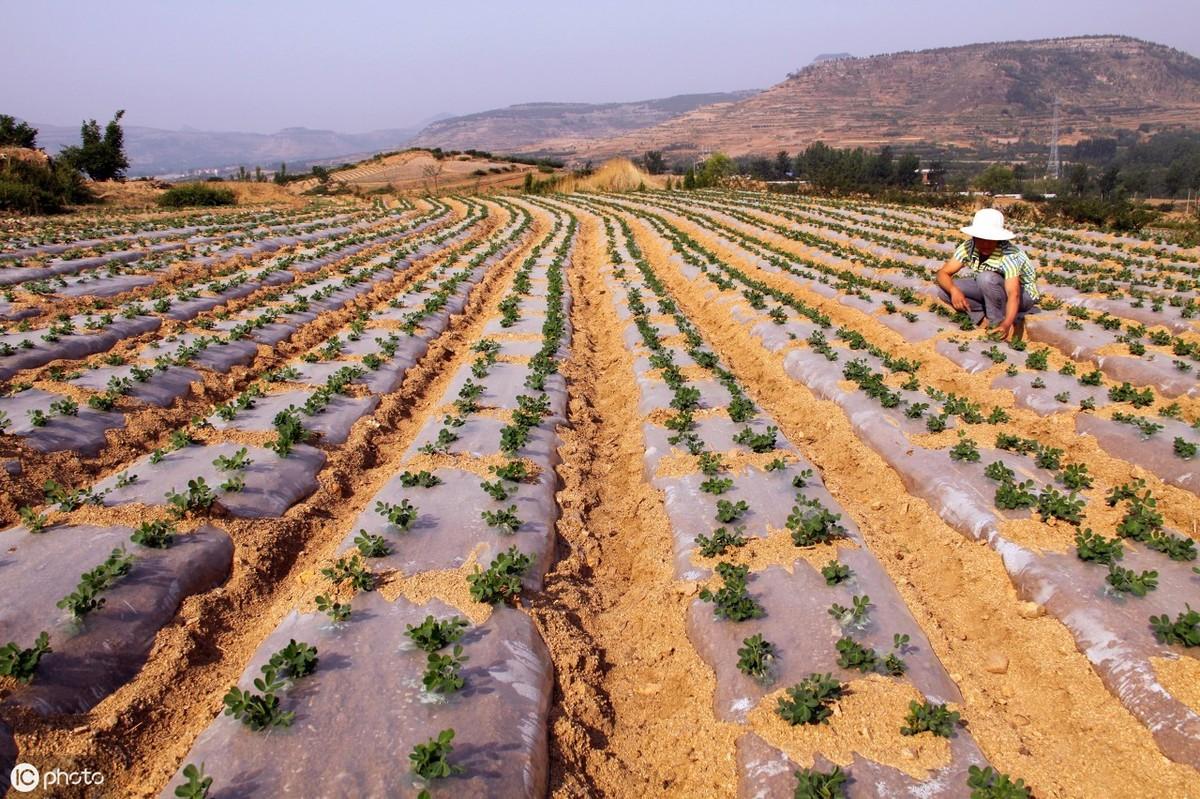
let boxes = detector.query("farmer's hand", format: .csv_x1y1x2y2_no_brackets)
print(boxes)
996,320,1014,341
949,287,970,312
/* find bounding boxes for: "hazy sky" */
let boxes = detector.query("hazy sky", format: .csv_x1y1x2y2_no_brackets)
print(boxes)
5,0,1198,133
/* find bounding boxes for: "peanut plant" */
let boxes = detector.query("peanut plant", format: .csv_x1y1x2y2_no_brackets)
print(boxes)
406,615,469,653
481,504,522,535
172,763,212,799
736,633,775,682
901,700,960,738
321,555,375,591
0,631,51,683
695,526,746,558
315,595,351,622
966,765,1032,799
409,728,464,781
699,562,764,621
777,673,844,726
1150,605,1199,647
468,546,531,604
422,645,468,693
57,547,135,618
793,766,848,799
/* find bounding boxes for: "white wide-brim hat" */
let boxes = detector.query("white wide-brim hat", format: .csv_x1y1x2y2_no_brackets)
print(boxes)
960,208,1016,241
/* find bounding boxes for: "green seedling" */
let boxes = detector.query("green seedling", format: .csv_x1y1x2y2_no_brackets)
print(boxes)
400,470,442,488
794,765,849,799
468,546,531,604
1074,529,1123,565
715,499,749,523
56,547,134,618
354,530,391,557
699,562,764,621
828,594,872,626
736,633,776,681
695,526,747,558
966,765,1032,799
376,498,419,531
132,519,176,549
1106,564,1158,597
1150,605,1199,648
0,632,51,683
409,729,464,780
406,615,469,653
901,700,960,738
835,636,879,672
422,645,468,693
821,560,851,585
173,763,212,799
481,504,522,535
777,673,844,726
315,595,351,622
321,555,375,591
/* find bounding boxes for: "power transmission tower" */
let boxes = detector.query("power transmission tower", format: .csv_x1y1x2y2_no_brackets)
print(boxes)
1047,97,1061,181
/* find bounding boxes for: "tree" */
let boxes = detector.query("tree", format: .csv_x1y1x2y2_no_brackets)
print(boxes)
274,162,288,185
774,150,791,179
1097,166,1120,198
868,145,894,184
642,151,666,175
312,165,330,184
420,161,443,194
683,167,697,190
895,153,920,187
1066,163,1090,196
697,153,734,188
0,115,37,148
974,164,1018,195
59,110,129,181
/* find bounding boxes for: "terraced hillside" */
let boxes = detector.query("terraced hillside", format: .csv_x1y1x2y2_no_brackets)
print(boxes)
0,191,1197,799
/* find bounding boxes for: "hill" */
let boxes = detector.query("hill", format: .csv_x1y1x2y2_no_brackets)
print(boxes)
531,36,1200,163
408,91,758,154
284,150,559,195
29,122,427,177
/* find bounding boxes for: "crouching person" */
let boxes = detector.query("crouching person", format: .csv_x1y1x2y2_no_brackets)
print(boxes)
935,208,1039,341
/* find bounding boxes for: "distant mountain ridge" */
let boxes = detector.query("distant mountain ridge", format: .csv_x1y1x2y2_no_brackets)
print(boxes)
503,35,1200,163
29,122,426,177
408,91,759,153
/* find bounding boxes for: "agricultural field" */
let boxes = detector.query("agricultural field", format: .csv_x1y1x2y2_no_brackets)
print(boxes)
0,188,1198,799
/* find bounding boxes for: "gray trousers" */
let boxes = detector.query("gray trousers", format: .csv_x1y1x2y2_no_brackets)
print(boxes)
936,270,1036,326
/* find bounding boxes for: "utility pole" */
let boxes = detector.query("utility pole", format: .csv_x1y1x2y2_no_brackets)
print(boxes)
1047,97,1061,181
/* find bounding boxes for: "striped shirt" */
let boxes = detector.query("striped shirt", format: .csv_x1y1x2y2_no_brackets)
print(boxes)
953,239,1040,301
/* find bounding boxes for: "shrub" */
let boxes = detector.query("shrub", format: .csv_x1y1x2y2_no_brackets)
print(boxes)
158,183,236,208
0,155,92,214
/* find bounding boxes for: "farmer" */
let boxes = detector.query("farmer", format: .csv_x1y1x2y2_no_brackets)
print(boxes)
934,208,1039,341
